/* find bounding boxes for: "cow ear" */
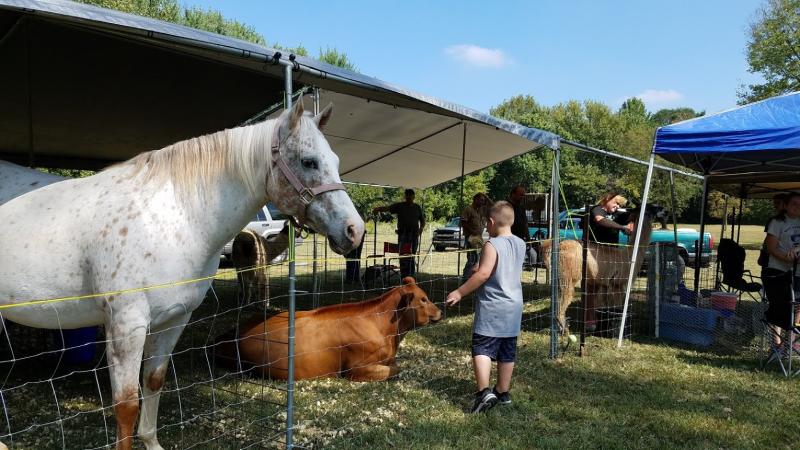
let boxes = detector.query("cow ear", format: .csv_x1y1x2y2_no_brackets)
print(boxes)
402,276,416,286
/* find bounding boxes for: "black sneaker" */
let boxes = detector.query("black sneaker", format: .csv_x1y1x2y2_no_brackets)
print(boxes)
493,387,511,405
470,388,498,413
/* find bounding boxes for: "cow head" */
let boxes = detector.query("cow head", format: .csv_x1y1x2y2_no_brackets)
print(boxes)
394,277,442,333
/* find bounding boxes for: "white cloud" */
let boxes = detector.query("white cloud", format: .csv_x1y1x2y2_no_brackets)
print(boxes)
634,89,684,104
444,44,512,68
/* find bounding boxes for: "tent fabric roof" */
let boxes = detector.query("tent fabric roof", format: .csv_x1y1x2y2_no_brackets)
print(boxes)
0,0,558,188
653,92,800,175
652,92,800,197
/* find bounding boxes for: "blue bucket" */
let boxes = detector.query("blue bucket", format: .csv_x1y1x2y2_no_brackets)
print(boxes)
61,327,98,365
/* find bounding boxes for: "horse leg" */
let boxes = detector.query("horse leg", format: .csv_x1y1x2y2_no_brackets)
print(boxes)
138,314,191,450
106,314,148,450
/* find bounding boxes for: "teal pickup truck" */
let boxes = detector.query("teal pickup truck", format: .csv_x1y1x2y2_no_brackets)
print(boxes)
530,208,713,267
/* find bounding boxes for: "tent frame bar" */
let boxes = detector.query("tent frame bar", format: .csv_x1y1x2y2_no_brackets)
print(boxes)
341,121,463,177
563,139,703,180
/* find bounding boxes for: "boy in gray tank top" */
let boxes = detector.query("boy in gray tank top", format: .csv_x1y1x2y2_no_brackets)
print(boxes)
446,201,525,413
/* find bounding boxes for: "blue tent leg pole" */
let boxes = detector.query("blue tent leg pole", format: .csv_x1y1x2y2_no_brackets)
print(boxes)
693,175,710,300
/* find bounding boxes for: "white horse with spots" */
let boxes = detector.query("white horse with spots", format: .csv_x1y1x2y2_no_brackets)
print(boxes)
0,159,67,205
0,101,364,450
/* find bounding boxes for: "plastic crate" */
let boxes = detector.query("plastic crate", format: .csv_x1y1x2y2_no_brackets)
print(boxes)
659,323,715,347
660,303,717,330
658,304,718,347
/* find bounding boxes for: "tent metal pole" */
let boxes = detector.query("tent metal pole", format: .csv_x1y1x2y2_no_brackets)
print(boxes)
669,172,679,245
715,195,729,290
284,63,296,450
737,195,745,242
549,145,561,359
617,152,656,348
341,121,462,176
693,176,710,299
562,139,703,180
457,122,466,287
312,87,320,308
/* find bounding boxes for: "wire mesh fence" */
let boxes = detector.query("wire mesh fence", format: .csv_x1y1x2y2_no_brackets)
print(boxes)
0,220,777,449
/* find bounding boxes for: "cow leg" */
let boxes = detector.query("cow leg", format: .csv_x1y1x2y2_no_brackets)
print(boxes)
105,311,148,450
138,313,191,450
346,364,399,381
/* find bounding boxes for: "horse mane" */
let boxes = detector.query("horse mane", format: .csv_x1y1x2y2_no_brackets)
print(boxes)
109,120,270,201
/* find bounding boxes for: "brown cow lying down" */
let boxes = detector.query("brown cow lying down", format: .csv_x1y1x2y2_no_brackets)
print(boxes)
216,277,441,381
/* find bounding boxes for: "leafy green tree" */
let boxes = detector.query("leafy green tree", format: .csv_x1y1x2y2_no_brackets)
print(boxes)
318,47,357,71
739,0,800,103
618,98,650,125
650,107,704,126
183,6,265,44
489,95,703,217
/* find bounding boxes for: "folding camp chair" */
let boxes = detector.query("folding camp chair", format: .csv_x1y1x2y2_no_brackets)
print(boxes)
364,242,411,288
760,269,800,377
717,238,762,303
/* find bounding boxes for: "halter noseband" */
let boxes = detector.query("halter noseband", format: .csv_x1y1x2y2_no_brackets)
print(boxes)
270,123,346,225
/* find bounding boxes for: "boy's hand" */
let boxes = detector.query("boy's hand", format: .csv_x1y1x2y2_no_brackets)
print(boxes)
445,290,462,306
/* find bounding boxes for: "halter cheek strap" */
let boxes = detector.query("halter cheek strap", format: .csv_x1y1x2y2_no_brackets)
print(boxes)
270,124,346,222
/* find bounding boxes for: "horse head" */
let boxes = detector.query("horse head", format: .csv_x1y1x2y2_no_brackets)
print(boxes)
266,101,364,254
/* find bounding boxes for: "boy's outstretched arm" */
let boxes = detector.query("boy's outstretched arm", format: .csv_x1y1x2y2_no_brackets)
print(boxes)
445,242,497,306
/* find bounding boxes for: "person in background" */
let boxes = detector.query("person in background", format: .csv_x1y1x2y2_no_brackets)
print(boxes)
508,185,536,268
445,201,526,414
762,192,800,350
460,193,491,282
373,189,425,277
758,193,787,269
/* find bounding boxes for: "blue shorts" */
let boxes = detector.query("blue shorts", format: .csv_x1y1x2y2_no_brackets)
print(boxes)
471,333,517,363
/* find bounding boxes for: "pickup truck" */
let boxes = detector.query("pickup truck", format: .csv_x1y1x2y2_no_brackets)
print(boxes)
530,208,713,267
220,203,302,263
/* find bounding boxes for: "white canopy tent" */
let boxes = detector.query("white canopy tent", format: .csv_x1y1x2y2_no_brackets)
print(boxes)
0,0,559,188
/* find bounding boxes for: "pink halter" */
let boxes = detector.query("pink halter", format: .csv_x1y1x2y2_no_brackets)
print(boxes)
270,123,346,224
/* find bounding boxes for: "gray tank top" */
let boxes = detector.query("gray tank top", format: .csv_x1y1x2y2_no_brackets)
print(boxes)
474,235,526,337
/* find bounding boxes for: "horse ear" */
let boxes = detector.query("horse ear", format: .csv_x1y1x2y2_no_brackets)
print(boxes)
314,103,333,131
289,99,305,131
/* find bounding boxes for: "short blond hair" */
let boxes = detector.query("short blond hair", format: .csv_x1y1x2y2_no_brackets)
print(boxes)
489,201,515,227
597,192,627,207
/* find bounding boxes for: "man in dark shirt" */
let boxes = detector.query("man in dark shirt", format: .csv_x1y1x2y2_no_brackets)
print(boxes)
509,185,536,267
373,189,425,277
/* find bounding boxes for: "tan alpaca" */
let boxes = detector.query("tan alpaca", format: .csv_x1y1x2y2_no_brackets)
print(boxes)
542,212,655,334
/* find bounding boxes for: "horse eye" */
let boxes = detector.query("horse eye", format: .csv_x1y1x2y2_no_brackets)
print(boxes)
301,158,318,170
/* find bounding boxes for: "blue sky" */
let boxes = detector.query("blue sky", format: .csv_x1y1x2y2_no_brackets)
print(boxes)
189,0,764,116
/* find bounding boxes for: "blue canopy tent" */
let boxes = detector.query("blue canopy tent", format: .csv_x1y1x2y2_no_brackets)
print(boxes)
615,92,800,346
